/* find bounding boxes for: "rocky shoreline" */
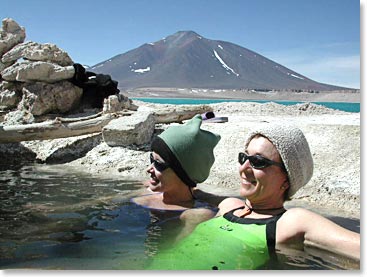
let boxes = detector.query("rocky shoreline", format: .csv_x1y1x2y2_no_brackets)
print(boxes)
6,100,358,220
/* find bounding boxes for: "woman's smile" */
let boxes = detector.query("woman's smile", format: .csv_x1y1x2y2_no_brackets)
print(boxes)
241,177,257,187
149,173,160,186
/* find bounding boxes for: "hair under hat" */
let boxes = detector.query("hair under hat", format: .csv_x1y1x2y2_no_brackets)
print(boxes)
244,123,313,198
151,114,221,187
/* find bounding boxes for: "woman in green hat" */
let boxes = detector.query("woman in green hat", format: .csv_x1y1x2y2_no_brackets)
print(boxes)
132,114,224,212
130,114,225,258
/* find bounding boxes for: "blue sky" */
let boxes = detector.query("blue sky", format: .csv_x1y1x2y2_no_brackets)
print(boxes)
1,0,361,89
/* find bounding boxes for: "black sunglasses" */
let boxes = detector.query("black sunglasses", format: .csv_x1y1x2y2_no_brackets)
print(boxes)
150,153,170,172
238,152,285,169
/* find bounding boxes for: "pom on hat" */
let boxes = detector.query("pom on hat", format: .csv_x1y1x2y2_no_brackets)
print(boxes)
244,123,313,197
151,114,221,187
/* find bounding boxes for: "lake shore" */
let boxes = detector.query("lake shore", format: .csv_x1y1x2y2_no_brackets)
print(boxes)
123,88,360,103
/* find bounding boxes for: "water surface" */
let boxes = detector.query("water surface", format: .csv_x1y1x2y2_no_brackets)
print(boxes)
0,164,360,270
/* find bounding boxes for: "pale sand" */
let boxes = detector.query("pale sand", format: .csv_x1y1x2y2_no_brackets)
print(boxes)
65,100,360,219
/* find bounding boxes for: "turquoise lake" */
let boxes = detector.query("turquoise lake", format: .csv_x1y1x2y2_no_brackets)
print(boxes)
131,98,360,113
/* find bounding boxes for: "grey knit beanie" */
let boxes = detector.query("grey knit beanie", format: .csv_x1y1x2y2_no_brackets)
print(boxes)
244,123,313,197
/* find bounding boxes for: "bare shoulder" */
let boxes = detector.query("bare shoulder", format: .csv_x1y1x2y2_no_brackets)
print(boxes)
281,207,325,221
279,207,317,226
218,197,245,215
277,207,332,243
131,192,160,207
276,207,311,244
180,208,215,222
282,207,312,217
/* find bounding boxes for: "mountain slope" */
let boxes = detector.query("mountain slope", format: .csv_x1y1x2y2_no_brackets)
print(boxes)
90,31,348,91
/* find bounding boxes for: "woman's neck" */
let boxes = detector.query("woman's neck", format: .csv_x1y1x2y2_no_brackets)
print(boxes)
236,199,285,217
162,189,194,207
245,197,285,211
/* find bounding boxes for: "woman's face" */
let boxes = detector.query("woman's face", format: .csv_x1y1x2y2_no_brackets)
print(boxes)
146,152,179,193
239,136,288,203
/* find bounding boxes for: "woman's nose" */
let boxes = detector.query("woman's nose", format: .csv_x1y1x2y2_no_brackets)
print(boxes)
146,163,154,173
239,159,251,170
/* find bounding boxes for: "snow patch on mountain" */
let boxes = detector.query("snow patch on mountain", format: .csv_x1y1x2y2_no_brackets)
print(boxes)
213,50,239,77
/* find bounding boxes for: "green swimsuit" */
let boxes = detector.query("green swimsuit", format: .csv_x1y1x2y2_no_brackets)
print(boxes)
146,206,285,270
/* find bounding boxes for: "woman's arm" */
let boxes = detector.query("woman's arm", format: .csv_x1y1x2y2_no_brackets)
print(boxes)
277,208,360,261
176,208,216,241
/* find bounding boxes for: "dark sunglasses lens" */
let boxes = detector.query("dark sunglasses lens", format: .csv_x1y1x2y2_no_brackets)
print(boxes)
150,153,154,164
250,156,268,168
238,152,270,169
154,162,168,172
150,153,169,172
238,152,245,164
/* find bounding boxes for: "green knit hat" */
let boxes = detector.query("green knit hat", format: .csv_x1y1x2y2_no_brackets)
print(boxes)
151,115,221,187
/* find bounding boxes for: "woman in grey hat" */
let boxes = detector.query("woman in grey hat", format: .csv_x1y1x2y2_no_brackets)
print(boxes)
218,123,359,260
147,123,360,269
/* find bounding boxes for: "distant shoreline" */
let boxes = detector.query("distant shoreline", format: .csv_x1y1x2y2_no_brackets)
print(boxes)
123,88,360,103
130,96,361,104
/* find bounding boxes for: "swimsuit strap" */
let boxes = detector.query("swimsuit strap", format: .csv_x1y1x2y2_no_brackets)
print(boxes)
223,208,286,251
227,205,246,213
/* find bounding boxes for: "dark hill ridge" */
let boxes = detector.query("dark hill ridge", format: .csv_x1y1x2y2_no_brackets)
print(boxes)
90,31,348,91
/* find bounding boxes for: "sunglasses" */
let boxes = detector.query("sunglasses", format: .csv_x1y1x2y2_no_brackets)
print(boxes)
238,152,285,169
150,153,170,172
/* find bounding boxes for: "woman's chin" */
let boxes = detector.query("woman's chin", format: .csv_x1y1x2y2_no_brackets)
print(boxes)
239,187,252,198
149,181,161,192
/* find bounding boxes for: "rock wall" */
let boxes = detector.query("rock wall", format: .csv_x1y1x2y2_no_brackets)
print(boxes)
0,17,136,127
0,18,83,124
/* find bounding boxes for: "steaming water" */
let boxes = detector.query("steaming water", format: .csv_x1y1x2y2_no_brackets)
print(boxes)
0,164,360,270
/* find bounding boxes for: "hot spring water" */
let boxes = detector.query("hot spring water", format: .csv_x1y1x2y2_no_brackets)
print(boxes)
0,164,360,270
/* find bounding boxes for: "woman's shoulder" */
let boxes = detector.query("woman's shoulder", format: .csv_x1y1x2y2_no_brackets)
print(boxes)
217,197,245,215
282,207,317,217
131,192,162,208
280,207,315,222
277,207,320,234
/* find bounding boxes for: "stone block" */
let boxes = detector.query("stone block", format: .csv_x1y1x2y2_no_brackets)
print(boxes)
102,111,155,146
